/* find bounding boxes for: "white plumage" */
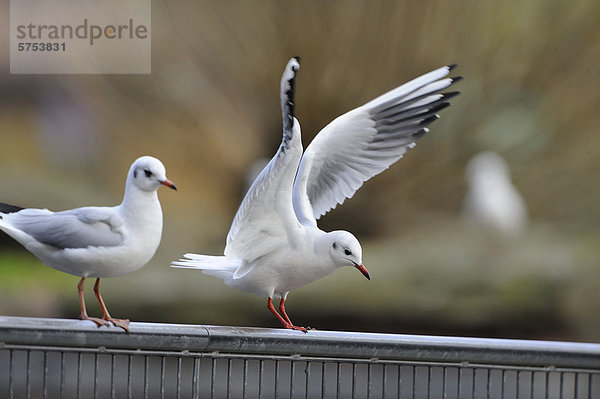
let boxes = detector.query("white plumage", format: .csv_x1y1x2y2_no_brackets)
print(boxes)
0,156,177,331
173,58,460,331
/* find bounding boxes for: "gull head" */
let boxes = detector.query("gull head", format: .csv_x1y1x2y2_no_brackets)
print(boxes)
128,156,177,192
327,230,369,280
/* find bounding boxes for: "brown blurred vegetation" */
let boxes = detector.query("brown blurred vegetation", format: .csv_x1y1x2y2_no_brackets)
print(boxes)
1,0,599,341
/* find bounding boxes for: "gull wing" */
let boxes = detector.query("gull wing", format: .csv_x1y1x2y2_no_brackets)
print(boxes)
3,206,124,249
224,58,304,272
292,65,461,226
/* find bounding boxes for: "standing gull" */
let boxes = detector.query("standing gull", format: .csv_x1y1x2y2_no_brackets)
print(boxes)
0,156,177,331
173,58,460,332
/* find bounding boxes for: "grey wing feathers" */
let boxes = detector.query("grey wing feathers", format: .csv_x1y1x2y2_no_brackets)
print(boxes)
363,90,460,156
294,65,461,223
6,207,124,249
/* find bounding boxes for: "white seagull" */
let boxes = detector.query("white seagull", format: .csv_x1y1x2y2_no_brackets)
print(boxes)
462,151,528,235
173,58,461,331
0,156,177,331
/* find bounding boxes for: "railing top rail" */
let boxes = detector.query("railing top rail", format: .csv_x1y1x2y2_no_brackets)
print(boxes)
1,316,599,369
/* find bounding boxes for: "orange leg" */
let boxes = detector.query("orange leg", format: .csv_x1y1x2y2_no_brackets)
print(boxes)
267,297,307,333
93,278,130,332
278,297,293,325
77,277,110,327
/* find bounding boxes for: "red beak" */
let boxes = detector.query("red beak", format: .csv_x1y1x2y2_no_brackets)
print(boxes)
160,179,177,190
354,263,370,280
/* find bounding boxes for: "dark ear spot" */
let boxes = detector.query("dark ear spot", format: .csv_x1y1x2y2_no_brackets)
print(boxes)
332,242,337,249
133,170,138,178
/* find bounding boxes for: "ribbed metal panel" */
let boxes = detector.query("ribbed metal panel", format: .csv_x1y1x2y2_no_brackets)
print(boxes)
1,316,599,398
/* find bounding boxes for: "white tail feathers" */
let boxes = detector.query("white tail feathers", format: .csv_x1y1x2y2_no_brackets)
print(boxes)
171,254,242,281
171,253,241,270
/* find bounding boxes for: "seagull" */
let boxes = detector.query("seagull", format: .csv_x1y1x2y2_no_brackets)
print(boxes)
0,156,177,331
462,151,528,235
173,58,460,332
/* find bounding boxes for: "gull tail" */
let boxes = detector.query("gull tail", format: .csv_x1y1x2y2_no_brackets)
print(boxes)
0,203,29,244
171,254,242,281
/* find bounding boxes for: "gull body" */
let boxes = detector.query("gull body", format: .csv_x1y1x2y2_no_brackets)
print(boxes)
173,58,460,331
0,156,177,330
204,229,358,298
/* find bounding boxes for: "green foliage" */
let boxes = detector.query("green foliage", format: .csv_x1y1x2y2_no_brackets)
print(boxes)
0,251,73,294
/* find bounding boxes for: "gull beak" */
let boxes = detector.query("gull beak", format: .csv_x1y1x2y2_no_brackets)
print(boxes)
354,262,370,280
160,179,178,190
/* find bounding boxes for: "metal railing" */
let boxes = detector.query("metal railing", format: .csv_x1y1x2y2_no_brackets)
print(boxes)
1,316,599,398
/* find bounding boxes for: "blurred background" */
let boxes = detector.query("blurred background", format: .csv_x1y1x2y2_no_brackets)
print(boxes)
1,0,599,342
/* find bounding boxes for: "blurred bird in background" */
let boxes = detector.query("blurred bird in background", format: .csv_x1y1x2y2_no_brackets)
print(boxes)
462,151,528,236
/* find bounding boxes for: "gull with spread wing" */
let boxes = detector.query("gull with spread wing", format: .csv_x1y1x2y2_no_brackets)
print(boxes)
173,58,460,332
0,156,177,331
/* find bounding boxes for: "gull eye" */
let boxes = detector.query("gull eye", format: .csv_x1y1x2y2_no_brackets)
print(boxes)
144,169,153,178
344,249,352,256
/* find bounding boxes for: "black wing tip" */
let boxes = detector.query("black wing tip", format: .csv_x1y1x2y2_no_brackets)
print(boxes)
442,91,461,100
448,63,458,72
0,202,24,214
282,57,301,134
451,76,463,84
419,114,440,126
288,57,301,74
431,101,451,113
293,56,301,63
285,57,300,87
413,127,429,139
